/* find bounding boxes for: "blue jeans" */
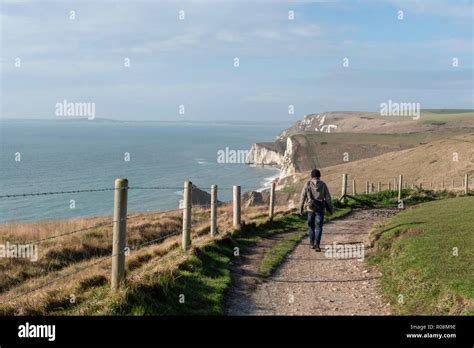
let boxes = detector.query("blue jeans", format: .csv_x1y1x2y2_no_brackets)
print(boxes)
307,211,324,246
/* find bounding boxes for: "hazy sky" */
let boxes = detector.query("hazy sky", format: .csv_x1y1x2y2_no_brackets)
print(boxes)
1,0,473,121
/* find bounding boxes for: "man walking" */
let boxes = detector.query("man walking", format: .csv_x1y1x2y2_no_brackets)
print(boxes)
299,169,333,252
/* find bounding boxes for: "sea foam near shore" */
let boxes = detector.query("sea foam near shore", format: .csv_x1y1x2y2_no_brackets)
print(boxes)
257,169,280,192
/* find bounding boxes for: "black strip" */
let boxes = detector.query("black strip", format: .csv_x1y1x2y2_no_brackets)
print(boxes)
0,316,472,346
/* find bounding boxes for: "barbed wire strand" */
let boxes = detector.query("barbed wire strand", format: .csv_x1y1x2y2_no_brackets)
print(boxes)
128,186,183,190
0,184,287,204
16,215,133,245
7,208,187,245
0,178,460,200
0,188,120,199
0,186,186,199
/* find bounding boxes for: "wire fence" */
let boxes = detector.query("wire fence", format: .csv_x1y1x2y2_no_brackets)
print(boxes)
0,187,120,199
10,214,150,245
0,184,255,199
0,174,470,307
0,181,263,305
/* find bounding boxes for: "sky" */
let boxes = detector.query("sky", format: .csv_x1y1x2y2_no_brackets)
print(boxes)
1,0,473,121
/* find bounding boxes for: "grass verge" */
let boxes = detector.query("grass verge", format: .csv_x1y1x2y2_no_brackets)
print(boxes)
367,196,474,315
260,232,305,278
334,188,460,210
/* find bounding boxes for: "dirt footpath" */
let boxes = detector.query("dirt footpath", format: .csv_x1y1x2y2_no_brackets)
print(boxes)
225,208,398,315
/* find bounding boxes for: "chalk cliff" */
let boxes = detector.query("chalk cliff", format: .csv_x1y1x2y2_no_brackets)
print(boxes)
246,111,469,181
245,142,285,166
246,137,302,180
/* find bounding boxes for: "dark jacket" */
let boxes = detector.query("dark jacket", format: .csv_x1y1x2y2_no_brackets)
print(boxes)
299,178,333,214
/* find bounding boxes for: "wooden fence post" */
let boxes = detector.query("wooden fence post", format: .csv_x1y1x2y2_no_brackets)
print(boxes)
465,174,469,194
341,173,348,199
365,181,369,194
111,178,128,289
388,182,391,191
377,182,381,193
398,175,403,201
182,181,192,250
210,184,217,236
452,179,455,189
352,179,356,195
269,182,275,221
233,185,241,229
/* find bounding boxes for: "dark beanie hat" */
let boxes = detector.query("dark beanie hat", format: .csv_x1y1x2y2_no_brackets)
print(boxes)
311,169,321,178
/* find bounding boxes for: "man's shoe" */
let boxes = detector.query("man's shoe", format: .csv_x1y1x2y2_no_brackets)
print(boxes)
314,244,321,252
309,243,315,249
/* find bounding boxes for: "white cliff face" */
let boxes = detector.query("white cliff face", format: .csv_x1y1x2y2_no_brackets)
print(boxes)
246,143,283,165
314,114,338,133
248,112,346,182
277,113,341,141
246,138,299,181
303,113,338,133
280,137,297,179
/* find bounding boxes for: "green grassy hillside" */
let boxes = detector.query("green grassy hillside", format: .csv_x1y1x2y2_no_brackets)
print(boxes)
358,109,474,122
368,196,474,315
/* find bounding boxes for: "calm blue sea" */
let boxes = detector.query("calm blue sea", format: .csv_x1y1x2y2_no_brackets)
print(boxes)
0,119,286,223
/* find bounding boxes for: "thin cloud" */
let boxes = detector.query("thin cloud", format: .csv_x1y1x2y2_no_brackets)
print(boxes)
389,0,473,20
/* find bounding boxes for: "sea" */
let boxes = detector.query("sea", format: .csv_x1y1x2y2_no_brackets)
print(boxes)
0,119,287,223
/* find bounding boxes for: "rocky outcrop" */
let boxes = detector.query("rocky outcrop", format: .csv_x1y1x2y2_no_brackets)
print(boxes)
243,191,263,207
277,113,343,141
280,137,298,178
245,142,285,166
247,113,359,180
245,138,302,180
191,185,222,207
